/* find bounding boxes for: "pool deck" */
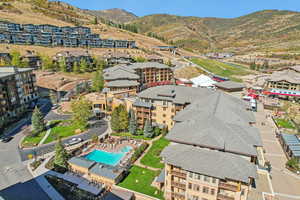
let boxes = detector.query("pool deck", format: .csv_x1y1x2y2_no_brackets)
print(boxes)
80,139,140,167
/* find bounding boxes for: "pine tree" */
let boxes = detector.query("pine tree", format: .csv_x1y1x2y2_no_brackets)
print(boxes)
73,61,80,73
79,58,88,73
129,109,137,135
54,138,68,169
118,105,129,131
143,119,154,138
31,107,46,135
92,70,104,92
59,57,67,72
111,107,121,132
10,50,22,67
71,97,92,129
250,62,256,70
262,60,269,70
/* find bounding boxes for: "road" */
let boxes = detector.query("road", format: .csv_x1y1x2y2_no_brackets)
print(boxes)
0,99,108,200
255,103,300,200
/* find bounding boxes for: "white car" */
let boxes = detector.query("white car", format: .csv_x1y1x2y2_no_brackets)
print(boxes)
65,138,82,146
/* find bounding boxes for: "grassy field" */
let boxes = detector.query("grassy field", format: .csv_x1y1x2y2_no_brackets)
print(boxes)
43,122,81,144
21,131,47,148
190,58,251,82
111,132,153,140
275,118,295,129
118,165,164,199
141,137,170,169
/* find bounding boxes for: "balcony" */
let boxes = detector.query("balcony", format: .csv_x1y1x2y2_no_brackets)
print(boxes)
171,192,185,199
171,181,186,190
217,194,235,200
171,170,187,178
219,182,239,192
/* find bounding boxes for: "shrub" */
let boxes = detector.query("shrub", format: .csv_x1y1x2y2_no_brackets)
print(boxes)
131,143,149,163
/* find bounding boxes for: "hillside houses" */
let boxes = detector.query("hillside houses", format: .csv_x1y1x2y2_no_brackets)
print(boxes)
0,21,136,48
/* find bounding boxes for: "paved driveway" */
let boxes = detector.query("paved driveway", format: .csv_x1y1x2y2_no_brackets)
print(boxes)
255,103,300,200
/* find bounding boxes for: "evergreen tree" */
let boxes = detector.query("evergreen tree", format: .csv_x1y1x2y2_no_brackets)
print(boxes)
119,104,129,131
71,97,92,129
250,62,256,70
92,70,104,92
262,60,269,70
111,107,121,132
59,57,67,72
129,109,137,135
54,138,68,169
73,61,80,73
10,50,22,67
31,107,46,135
41,56,54,71
93,17,98,25
143,119,154,138
79,58,88,73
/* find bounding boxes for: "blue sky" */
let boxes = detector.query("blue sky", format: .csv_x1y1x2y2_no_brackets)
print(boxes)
60,0,300,18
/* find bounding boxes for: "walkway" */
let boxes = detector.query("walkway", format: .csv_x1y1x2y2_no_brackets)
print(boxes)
255,103,300,200
134,135,163,171
38,122,52,146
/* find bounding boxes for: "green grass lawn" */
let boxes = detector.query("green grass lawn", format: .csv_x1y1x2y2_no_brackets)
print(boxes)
21,131,47,148
43,123,81,144
118,165,164,199
141,137,170,169
190,58,250,82
111,132,152,140
275,118,295,129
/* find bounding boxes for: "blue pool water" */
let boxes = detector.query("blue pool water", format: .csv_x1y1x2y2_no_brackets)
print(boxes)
84,146,132,166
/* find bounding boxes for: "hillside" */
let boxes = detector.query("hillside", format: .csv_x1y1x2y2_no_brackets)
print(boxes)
130,10,300,53
85,8,138,24
0,0,195,58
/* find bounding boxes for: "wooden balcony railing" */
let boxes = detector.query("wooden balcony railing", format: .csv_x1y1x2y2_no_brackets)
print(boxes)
171,192,185,199
171,181,186,190
219,182,239,192
171,170,187,178
217,194,235,200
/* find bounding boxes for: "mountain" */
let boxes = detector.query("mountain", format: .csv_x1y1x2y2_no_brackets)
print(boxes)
85,8,138,24
130,10,300,53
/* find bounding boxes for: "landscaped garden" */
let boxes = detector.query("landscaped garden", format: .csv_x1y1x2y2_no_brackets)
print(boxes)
141,137,170,169
190,58,250,82
274,118,295,129
22,130,47,148
118,165,164,199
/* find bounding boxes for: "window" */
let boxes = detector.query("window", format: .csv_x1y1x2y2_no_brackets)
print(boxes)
211,189,215,195
202,198,208,200
202,187,209,194
163,107,167,111
196,174,201,180
192,196,198,200
204,176,210,182
188,183,192,189
189,172,193,178
163,114,166,117
193,185,200,191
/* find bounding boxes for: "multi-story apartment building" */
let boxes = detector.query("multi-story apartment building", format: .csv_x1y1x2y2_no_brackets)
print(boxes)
0,67,38,129
103,52,135,66
266,67,300,91
103,62,174,94
0,21,136,49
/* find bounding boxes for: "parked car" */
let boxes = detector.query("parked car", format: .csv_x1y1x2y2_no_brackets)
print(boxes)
0,136,13,143
65,138,82,147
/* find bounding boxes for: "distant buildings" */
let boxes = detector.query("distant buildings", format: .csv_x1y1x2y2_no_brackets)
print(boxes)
279,133,300,162
21,50,41,69
53,50,94,72
266,66,300,98
0,21,136,49
205,52,234,59
103,52,134,66
0,67,38,129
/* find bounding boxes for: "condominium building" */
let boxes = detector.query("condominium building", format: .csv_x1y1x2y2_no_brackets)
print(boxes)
103,62,174,93
266,67,300,91
0,67,38,128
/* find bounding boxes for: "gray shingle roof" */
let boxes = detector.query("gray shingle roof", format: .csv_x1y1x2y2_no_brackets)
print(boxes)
0,67,34,78
137,85,214,104
133,99,152,108
106,80,139,87
130,62,171,70
89,163,124,180
166,116,262,156
215,81,245,90
104,68,139,81
68,157,96,169
268,69,300,84
161,143,257,183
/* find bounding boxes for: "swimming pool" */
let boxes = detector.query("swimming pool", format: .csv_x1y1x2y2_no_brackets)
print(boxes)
84,146,132,166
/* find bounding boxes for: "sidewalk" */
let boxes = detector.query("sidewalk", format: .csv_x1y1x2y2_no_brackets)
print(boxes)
38,122,52,146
